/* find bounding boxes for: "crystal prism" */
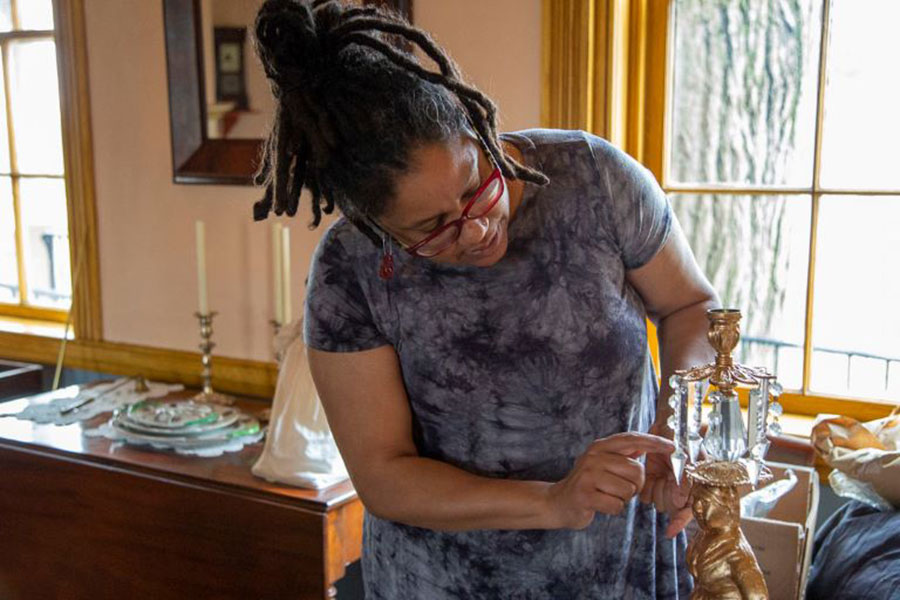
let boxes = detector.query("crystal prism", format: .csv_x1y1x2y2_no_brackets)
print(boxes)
750,439,770,461
670,450,687,485
745,458,762,487
688,433,703,463
719,396,747,461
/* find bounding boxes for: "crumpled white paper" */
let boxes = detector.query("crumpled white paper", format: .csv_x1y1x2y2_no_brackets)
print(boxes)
813,413,900,509
251,318,349,489
741,468,798,518
12,379,183,426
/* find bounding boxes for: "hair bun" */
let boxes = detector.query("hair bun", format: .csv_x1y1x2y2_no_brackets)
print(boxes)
254,0,336,88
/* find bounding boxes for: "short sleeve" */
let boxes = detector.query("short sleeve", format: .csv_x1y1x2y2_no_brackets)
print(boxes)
303,225,389,352
586,134,673,269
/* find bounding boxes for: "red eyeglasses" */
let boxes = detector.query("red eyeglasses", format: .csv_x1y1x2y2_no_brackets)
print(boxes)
402,166,506,258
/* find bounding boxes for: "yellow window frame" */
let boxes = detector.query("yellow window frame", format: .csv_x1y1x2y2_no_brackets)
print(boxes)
542,0,896,422
0,0,101,340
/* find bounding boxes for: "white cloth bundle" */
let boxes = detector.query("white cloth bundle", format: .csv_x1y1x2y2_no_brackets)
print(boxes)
812,413,900,509
251,319,349,489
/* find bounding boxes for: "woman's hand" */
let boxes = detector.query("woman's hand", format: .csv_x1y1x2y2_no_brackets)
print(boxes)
546,432,675,530
640,421,693,538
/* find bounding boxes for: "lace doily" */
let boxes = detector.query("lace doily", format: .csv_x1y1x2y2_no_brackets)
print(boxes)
11,379,183,426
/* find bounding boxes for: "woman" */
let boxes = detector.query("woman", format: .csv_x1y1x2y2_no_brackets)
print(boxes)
253,1,718,597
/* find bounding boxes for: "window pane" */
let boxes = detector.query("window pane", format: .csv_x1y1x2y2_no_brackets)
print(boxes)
819,0,900,190
811,195,900,400
19,177,70,309
0,0,11,32
8,39,64,175
672,194,811,390
669,0,822,187
0,76,10,173
17,0,54,31
0,177,17,303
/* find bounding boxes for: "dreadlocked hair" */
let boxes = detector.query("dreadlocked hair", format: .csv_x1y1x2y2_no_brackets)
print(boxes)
252,0,548,244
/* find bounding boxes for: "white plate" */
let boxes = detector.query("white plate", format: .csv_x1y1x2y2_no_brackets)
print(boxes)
111,416,261,448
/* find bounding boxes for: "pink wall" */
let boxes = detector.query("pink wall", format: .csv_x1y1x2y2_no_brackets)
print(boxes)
415,0,542,131
83,0,541,362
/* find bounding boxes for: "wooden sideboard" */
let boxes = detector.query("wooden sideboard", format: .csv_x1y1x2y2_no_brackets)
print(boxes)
0,386,363,600
0,359,43,401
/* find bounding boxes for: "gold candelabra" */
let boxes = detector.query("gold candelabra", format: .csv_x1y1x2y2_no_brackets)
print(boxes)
668,309,784,600
193,312,234,405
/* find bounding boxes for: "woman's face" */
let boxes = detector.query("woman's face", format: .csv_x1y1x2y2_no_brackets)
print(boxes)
378,133,516,267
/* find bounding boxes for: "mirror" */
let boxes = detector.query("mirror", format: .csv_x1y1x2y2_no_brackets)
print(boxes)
200,2,275,140
163,0,413,185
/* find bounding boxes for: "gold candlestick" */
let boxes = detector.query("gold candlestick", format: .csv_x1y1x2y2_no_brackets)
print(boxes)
193,312,234,405
667,309,785,600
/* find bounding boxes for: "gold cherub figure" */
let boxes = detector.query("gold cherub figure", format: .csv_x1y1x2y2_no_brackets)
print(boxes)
686,482,768,600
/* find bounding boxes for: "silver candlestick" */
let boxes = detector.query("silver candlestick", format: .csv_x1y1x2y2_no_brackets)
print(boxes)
193,311,234,405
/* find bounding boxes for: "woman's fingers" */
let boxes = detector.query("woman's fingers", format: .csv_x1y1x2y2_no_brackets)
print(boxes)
639,478,656,504
588,490,627,515
652,477,667,510
599,453,646,491
668,478,691,511
586,432,675,458
665,505,694,538
595,471,639,502
552,432,687,529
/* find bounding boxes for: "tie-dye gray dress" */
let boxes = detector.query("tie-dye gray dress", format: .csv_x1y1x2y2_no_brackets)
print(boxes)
304,129,692,599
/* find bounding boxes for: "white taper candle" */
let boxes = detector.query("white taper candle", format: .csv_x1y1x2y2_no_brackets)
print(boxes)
195,220,209,315
272,222,284,325
281,226,291,323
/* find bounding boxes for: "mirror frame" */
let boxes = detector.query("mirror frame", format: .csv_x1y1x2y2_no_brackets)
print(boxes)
163,0,413,185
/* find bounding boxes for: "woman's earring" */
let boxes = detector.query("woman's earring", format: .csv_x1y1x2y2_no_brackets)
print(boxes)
378,235,395,280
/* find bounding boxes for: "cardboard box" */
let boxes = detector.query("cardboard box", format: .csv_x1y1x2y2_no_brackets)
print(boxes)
686,462,820,600
741,463,819,600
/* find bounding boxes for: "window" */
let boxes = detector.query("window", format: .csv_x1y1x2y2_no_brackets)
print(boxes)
663,0,899,406
543,0,899,416
0,0,71,322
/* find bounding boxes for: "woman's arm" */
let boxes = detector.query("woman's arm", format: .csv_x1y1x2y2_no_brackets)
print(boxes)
308,345,672,532
626,217,719,424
